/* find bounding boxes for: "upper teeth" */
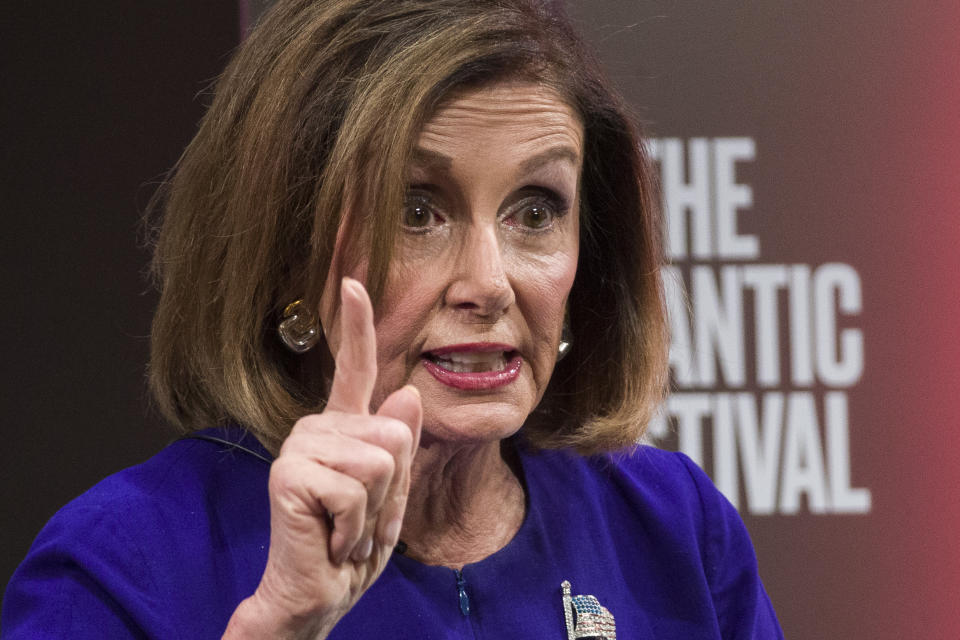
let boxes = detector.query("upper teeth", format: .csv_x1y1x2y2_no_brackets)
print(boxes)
437,352,506,364
431,351,509,372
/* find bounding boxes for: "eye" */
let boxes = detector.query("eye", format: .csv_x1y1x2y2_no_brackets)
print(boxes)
402,192,445,231
504,191,566,231
518,203,554,229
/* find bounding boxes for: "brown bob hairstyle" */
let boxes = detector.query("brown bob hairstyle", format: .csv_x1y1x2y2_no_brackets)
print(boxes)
149,0,668,455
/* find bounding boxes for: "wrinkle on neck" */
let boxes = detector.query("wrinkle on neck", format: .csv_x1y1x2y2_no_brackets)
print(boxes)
400,437,526,568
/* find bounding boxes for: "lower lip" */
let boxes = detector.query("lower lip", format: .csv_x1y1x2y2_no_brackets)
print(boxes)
420,354,523,390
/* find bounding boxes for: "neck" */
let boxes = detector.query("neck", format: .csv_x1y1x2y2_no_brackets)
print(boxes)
399,435,526,569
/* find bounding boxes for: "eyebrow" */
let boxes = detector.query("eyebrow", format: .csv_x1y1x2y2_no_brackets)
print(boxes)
519,145,582,173
409,145,581,174
410,147,452,170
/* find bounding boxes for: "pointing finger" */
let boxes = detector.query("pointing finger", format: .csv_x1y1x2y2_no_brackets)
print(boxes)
326,277,377,415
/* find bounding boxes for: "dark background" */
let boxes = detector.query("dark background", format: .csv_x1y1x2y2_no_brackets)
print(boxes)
4,2,960,638
1,0,238,602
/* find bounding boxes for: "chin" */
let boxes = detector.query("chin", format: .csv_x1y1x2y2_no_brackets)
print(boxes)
401,360,539,444
419,399,531,445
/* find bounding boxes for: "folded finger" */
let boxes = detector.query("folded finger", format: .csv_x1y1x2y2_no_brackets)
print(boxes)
284,428,396,520
270,456,368,565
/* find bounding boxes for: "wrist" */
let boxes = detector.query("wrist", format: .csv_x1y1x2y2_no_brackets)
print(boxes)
223,592,327,640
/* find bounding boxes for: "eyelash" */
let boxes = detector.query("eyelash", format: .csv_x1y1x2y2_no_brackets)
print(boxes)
401,187,570,234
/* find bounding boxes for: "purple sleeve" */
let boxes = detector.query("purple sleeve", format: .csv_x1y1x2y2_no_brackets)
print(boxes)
2,504,172,639
674,452,785,640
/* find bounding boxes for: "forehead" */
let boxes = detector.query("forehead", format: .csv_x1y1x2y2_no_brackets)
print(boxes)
415,82,584,160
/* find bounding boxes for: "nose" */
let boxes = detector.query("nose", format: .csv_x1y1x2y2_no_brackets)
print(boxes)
444,224,515,319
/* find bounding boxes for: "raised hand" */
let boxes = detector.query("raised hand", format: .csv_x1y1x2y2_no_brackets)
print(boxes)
225,278,422,639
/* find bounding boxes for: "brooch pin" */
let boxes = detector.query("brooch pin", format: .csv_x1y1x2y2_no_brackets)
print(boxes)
561,580,616,640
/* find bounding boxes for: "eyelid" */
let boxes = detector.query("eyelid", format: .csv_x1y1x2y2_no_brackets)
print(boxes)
522,185,570,211
405,184,435,200
405,185,448,206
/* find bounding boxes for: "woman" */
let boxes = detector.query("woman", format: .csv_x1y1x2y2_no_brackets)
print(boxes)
3,0,783,637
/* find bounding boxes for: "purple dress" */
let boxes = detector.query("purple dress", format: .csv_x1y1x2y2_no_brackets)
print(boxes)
2,428,783,638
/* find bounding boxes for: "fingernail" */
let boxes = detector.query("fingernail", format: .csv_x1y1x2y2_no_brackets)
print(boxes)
403,384,420,399
359,537,374,561
341,277,361,299
385,518,403,544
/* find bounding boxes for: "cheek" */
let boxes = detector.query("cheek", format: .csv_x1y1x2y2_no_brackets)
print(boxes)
371,260,441,389
376,285,432,357
511,228,578,308
511,243,578,348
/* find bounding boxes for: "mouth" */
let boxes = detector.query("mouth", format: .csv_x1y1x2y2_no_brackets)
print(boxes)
420,343,523,390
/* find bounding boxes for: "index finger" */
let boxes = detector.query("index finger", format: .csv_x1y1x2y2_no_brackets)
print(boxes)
326,277,377,415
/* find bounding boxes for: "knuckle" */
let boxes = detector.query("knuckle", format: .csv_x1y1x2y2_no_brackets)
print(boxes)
291,413,324,433
269,455,296,478
343,477,367,505
268,458,300,495
277,436,299,458
282,415,330,453
368,447,396,479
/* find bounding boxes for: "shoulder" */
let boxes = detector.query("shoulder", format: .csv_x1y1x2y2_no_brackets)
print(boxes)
521,444,722,571
606,445,734,533
33,429,270,543
526,443,719,530
524,444,784,637
609,447,785,637
599,446,752,580
2,429,272,638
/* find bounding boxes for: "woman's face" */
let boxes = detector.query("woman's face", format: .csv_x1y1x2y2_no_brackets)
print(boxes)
323,81,582,445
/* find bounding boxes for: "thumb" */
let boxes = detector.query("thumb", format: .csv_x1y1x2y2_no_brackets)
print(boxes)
375,385,422,453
